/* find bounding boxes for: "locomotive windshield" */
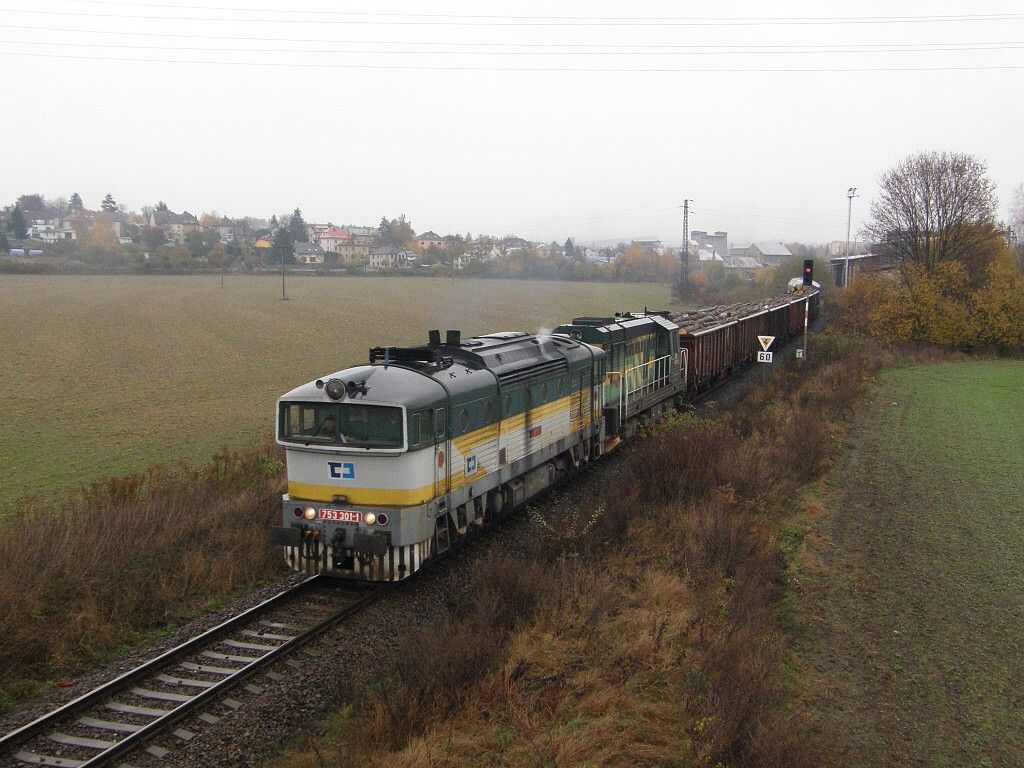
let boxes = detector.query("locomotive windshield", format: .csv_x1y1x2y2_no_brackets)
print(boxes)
279,402,404,449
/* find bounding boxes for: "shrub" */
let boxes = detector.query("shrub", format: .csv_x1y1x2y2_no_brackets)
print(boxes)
836,242,1024,352
0,441,285,701
972,251,1024,349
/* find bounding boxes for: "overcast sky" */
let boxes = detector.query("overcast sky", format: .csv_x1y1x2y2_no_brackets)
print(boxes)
4,0,1023,246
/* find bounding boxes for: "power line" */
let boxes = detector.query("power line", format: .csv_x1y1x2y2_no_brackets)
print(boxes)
4,49,1022,72
7,23,1024,53
4,7,1024,27
6,22,1024,51
47,2,1024,25
5,35,1024,57
697,203,848,225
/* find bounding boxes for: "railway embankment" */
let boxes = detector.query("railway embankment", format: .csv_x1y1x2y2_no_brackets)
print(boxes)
271,329,894,767
0,443,288,712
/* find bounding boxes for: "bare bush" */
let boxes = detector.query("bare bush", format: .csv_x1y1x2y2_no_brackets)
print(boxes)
0,441,284,700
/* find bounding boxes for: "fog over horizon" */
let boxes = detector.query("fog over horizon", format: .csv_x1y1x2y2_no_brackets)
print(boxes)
4,0,1023,248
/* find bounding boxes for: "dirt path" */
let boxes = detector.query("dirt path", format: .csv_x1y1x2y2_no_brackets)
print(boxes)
800,361,1024,768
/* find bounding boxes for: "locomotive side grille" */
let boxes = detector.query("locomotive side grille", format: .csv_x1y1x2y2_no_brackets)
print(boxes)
496,358,568,385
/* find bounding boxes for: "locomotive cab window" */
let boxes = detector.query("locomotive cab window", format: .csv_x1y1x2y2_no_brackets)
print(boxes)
280,402,403,449
410,411,432,448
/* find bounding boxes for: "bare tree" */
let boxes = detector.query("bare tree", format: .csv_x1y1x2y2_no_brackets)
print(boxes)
863,151,998,270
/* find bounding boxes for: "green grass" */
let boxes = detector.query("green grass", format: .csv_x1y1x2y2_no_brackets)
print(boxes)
805,360,1024,766
0,274,677,509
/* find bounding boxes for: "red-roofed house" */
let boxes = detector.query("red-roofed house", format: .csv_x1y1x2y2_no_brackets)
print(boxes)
415,231,445,250
318,226,368,263
318,226,351,251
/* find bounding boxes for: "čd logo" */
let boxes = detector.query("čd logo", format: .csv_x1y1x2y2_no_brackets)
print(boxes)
328,462,356,479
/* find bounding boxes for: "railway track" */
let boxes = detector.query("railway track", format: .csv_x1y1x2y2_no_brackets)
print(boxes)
0,577,385,768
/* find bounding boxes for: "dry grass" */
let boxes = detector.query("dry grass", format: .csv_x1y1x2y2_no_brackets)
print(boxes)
0,275,678,509
275,330,893,768
0,441,285,704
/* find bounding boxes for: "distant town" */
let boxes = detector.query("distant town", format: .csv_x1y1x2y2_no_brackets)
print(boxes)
0,192,869,284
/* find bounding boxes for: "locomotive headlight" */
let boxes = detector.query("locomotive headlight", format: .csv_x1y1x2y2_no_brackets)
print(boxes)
324,378,346,400
364,512,377,525
303,507,316,520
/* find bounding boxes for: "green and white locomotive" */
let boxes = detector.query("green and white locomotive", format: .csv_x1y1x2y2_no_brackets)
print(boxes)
272,316,687,581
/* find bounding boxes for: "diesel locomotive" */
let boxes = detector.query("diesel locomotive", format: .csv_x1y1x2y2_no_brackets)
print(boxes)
270,289,819,580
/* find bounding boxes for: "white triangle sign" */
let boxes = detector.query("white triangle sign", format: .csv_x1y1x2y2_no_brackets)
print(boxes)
758,335,776,352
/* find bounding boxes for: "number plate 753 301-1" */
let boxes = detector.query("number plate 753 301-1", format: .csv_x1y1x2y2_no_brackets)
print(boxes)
319,509,362,522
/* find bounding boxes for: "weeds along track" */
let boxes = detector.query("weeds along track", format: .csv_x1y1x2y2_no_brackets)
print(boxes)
0,577,384,768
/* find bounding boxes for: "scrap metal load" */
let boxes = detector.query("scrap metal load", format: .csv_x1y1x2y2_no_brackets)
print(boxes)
670,290,815,335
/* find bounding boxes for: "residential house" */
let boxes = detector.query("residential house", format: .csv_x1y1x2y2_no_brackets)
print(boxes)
64,209,129,241
309,222,332,241
295,242,325,265
317,226,351,252
148,209,200,243
254,234,273,250
745,241,793,267
415,231,445,250
214,217,238,243
337,241,370,263
29,218,79,243
27,221,50,237
366,245,413,271
318,226,369,263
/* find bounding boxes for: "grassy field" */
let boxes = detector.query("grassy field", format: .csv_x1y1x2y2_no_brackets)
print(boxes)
0,274,676,508
803,360,1024,766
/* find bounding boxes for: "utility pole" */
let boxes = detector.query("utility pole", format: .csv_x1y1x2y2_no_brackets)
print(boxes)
681,199,692,286
281,250,288,300
803,296,809,361
844,187,858,287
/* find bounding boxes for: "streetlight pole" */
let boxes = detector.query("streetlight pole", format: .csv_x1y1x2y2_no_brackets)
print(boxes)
844,187,858,287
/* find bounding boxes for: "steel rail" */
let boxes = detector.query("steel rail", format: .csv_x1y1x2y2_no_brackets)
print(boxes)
0,575,386,766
